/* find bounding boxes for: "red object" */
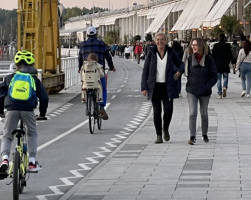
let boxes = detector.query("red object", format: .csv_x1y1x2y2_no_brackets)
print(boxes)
135,45,143,54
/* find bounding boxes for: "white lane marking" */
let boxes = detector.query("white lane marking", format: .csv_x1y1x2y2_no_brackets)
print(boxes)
117,89,121,92
111,95,116,99
37,103,110,151
121,85,124,87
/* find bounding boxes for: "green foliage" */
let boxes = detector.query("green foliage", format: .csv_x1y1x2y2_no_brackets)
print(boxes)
145,33,152,41
210,25,224,38
220,15,241,36
0,9,17,45
106,29,120,44
133,35,141,42
244,8,251,23
103,35,113,45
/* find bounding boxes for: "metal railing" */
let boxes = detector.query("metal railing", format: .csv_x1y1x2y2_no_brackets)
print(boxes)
0,57,80,90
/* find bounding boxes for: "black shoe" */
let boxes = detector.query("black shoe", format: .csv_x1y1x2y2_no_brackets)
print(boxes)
202,135,209,143
155,135,163,144
188,136,196,145
163,130,170,141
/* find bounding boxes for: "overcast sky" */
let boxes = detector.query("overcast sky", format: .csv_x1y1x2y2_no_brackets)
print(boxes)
1,0,148,10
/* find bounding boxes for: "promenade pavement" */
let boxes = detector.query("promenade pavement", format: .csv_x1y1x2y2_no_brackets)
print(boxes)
59,66,251,200
1,59,251,199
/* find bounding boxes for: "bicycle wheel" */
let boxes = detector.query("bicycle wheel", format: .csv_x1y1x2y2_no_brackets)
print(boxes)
97,104,102,130
88,92,95,134
13,151,20,200
19,153,27,194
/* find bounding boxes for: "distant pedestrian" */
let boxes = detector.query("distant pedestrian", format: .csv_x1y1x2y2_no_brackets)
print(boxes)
212,34,232,99
231,39,240,74
141,33,184,144
124,45,131,60
235,39,251,98
186,38,217,145
182,40,193,77
134,42,143,64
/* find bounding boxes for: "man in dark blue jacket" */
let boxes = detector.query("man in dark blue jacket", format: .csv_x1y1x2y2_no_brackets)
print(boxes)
0,50,48,173
78,27,116,120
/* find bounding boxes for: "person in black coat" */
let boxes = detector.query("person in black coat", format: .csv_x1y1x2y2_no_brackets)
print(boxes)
141,33,184,144
212,33,232,99
186,38,217,145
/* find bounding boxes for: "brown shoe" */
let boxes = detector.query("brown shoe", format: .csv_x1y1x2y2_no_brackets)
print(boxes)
155,135,163,144
99,109,109,120
163,130,170,141
223,88,227,97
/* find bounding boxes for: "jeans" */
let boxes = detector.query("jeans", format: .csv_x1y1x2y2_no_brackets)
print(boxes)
100,76,107,107
217,72,228,95
240,62,251,94
187,92,210,137
151,83,173,135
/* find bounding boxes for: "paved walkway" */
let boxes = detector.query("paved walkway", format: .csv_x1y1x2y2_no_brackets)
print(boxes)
59,70,251,200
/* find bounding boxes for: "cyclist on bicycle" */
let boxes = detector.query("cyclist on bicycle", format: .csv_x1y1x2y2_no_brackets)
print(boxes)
81,53,104,102
0,50,49,173
78,26,116,120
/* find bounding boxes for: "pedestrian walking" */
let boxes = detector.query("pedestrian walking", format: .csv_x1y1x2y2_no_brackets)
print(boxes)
212,34,232,99
124,45,131,60
235,39,251,98
231,39,240,74
134,42,143,64
186,38,217,145
141,33,184,144
182,40,193,77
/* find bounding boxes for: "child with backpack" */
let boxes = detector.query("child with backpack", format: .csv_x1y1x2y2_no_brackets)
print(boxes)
80,53,104,109
0,50,49,173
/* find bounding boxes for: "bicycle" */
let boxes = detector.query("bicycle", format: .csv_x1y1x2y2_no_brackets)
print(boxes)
86,88,102,134
0,116,47,200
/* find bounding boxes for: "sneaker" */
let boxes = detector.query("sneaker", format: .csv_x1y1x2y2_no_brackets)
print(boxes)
202,135,209,143
155,135,163,144
222,88,227,97
163,130,170,141
241,90,246,97
218,95,222,99
99,107,109,120
28,161,42,172
0,159,9,172
188,136,196,145
247,94,250,98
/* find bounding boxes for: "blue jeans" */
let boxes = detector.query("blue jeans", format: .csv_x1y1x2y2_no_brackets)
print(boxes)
240,62,251,94
217,73,228,95
99,76,107,107
187,92,210,137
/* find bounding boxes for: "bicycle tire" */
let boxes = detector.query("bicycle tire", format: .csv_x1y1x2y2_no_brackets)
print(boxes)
19,153,27,194
97,104,102,130
13,151,20,200
88,92,95,134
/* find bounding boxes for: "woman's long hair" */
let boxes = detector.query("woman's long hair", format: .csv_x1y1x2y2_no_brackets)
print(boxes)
191,38,208,55
243,40,251,56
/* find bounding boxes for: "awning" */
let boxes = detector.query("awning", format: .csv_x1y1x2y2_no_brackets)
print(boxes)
187,0,216,29
203,0,235,27
147,6,164,19
60,27,87,36
145,3,175,33
171,0,188,12
171,0,197,31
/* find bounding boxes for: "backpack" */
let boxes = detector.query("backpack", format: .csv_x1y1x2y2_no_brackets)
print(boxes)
8,71,37,103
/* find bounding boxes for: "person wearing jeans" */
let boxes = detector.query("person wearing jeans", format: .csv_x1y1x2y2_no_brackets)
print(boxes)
217,72,228,96
186,38,217,145
212,34,232,99
235,40,251,98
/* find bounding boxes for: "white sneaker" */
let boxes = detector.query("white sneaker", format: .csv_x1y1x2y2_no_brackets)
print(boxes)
247,94,250,98
241,90,246,97
28,161,42,172
218,95,222,99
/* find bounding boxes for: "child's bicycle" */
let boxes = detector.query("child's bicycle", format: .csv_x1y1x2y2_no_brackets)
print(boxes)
0,116,47,200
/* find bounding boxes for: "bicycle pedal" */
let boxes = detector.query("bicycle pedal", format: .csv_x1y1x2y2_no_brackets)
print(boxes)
0,172,8,180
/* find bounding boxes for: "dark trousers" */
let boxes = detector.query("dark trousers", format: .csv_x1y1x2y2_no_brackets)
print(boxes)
151,83,173,135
